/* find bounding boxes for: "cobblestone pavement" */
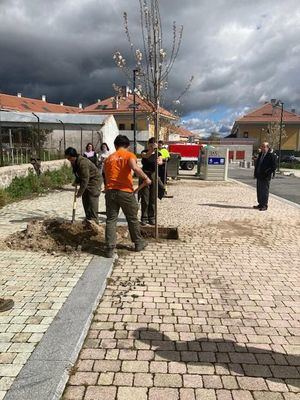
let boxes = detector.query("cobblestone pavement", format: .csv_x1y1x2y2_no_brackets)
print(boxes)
64,178,300,400
0,188,107,399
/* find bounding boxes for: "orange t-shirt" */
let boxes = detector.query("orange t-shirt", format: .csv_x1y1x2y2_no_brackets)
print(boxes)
104,149,136,193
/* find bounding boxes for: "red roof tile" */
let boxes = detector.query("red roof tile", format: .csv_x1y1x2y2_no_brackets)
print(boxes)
237,102,300,123
81,94,177,120
0,93,80,114
167,124,195,138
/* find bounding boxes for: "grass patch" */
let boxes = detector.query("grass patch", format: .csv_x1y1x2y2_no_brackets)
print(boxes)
0,164,73,208
281,162,300,170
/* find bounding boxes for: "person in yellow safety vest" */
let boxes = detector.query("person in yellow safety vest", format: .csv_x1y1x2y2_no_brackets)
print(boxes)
158,140,170,188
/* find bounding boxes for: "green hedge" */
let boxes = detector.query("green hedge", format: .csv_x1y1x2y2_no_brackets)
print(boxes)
281,162,300,170
0,164,73,208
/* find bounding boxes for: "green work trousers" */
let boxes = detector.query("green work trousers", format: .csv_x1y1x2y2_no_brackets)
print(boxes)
105,190,143,248
82,190,99,222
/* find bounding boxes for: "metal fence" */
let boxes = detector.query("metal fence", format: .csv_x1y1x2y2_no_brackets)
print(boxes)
0,146,62,167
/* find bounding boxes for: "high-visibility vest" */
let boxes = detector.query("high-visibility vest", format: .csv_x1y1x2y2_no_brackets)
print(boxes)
160,148,170,160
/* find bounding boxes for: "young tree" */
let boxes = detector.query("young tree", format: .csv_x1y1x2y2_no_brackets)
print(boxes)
265,122,287,150
113,0,191,237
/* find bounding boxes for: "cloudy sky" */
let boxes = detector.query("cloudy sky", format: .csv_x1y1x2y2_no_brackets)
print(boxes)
1,0,300,135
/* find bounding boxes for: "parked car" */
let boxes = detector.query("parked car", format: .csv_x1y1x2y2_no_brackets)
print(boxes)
281,155,300,164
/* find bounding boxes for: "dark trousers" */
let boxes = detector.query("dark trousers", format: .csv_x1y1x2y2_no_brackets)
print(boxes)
140,178,155,223
105,190,143,248
159,163,167,185
82,190,99,222
256,178,271,208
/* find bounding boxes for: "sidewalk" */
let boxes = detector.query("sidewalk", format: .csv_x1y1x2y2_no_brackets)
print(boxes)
280,168,300,178
0,188,107,399
63,178,300,400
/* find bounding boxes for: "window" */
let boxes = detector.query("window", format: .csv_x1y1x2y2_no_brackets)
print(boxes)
243,132,249,138
96,104,108,110
119,123,126,130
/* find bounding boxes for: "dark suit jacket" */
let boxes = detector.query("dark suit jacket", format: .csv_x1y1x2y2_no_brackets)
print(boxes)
254,151,277,180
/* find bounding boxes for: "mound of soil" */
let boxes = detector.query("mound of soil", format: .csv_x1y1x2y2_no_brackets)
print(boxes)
5,219,129,255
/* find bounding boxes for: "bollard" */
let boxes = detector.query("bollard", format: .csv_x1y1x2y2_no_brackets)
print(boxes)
239,161,242,167
247,161,251,168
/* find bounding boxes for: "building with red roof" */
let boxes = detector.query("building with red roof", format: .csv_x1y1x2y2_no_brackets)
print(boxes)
166,124,197,142
0,92,80,114
81,87,178,149
231,102,300,151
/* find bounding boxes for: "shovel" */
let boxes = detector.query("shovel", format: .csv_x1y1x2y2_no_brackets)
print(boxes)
71,185,78,223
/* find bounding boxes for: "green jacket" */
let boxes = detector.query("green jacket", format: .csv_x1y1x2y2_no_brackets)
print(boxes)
73,155,101,197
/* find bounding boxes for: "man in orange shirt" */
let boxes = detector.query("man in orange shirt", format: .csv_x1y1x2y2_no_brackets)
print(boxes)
104,135,151,258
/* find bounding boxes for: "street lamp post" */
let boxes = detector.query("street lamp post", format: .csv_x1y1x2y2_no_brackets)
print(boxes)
133,68,138,154
271,99,284,172
278,101,284,172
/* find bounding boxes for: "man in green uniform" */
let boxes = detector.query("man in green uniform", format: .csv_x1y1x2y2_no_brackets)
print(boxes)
65,147,101,222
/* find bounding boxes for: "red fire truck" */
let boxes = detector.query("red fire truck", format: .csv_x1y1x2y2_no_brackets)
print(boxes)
168,143,205,170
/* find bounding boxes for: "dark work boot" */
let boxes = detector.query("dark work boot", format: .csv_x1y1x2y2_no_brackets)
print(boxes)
0,298,14,312
104,247,116,258
135,241,148,252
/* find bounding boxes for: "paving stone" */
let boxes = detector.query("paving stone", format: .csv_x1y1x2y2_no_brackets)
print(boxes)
232,390,254,400
63,385,85,400
149,388,179,400
271,366,300,379
114,372,133,386
154,373,182,387
216,390,233,400
180,388,196,400
134,373,153,387
93,360,121,372
97,372,114,386
195,388,217,400
183,374,203,388
253,392,284,400
122,361,148,373
84,386,116,400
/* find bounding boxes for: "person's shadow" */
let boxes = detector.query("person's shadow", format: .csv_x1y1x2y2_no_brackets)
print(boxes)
200,203,254,210
133,328,300,387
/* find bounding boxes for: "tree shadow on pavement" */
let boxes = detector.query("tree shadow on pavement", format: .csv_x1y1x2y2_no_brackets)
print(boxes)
133,328,300,387
200,203,254,210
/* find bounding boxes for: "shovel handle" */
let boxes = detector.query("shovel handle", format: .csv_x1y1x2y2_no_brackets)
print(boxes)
72,185,78,223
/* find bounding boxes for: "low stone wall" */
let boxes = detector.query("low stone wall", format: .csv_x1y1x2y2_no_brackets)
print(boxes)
0,159,68,189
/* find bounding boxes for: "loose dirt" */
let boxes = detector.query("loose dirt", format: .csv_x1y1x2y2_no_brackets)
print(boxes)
5,219,130,256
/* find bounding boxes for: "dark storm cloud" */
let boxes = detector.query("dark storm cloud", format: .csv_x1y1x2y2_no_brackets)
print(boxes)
1,0,300,132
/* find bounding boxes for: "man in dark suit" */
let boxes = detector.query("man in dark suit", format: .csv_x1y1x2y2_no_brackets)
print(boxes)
254,142,277,211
